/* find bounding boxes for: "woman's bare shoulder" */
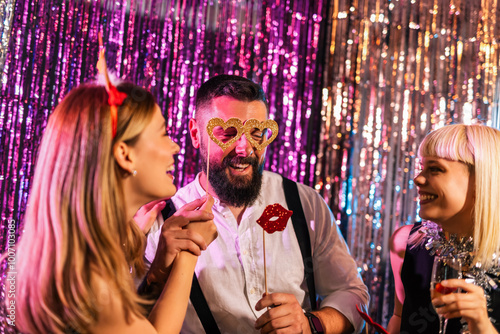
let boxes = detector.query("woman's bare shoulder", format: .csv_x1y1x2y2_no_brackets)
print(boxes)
390,224,413,254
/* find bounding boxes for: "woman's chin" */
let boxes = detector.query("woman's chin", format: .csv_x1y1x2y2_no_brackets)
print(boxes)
159,186,177,200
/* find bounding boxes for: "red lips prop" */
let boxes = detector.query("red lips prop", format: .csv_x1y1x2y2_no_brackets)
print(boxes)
257,203,293,233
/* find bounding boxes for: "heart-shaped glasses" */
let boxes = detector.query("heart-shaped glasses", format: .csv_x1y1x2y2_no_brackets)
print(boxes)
206,117,279,152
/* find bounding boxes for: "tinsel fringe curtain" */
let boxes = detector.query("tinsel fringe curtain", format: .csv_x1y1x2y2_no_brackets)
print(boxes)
0,0,498,332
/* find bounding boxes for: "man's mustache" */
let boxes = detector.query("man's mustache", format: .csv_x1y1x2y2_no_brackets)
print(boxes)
222,155,259,167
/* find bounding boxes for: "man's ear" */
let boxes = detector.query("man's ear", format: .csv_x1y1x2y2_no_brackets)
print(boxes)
114,142,135,174
189,118,201,149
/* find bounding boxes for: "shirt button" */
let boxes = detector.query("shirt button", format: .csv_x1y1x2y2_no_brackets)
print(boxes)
250,288,255,294
243,250,248,255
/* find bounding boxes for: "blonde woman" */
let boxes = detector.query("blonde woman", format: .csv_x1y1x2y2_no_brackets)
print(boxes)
388,124,500,334
12,82,217,333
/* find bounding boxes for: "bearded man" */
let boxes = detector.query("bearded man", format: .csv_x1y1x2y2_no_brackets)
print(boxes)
141,75,369,334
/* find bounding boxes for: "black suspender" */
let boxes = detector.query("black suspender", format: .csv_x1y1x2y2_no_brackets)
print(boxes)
282,176,318,310
190,273,220,333
168,176,316,333
160,201,221,333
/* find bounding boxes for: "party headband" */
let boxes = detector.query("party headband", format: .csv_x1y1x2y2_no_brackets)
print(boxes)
96,33,127,138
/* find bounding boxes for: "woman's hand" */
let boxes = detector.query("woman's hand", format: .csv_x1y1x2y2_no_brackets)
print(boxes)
184,194,218,246
147,196,214,283
134,199,167,234
432,279,498,334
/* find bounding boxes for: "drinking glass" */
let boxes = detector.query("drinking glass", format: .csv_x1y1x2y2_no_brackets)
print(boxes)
430,255,462,334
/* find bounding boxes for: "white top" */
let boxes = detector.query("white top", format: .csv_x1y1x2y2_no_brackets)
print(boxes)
145,171,369,333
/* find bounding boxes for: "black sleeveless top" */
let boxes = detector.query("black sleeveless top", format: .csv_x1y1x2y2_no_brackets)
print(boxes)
400,224,461,333
400,223,500,333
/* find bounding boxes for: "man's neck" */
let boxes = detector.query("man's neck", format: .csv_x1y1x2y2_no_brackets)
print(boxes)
198,171,216,198
199,171,247,225
229,205,247,225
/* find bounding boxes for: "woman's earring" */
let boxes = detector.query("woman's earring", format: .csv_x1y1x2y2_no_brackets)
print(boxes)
132,170,137,176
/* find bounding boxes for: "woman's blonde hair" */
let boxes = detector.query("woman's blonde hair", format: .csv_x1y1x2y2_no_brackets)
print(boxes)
14,82,156,333
418,124,500,270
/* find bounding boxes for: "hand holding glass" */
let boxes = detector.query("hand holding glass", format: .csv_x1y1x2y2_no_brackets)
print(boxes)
430,255,462,334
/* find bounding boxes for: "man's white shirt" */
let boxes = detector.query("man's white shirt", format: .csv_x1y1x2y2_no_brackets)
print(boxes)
145,171,369,333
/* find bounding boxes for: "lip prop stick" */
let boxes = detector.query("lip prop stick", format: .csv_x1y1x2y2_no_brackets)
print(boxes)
257,204,293,296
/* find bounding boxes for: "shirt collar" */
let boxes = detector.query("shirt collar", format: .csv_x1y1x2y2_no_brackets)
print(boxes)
193,173,222,207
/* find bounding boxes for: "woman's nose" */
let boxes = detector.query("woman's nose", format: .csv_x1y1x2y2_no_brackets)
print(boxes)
413,172,426,186
171,139,180,154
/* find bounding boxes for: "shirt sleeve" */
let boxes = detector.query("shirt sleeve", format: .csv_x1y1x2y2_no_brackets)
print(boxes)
298,184,370,333
133,214,163,288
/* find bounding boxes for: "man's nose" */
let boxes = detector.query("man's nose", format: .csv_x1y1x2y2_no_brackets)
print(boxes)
234,134,252,156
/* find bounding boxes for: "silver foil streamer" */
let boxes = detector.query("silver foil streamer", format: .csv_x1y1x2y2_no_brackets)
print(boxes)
0,0,14,74
315,0,500,327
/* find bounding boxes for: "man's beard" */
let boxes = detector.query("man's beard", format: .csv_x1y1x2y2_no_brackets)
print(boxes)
201,153,264,208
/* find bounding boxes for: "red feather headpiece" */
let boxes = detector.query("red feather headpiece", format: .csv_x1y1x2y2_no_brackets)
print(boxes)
96,33,127,138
